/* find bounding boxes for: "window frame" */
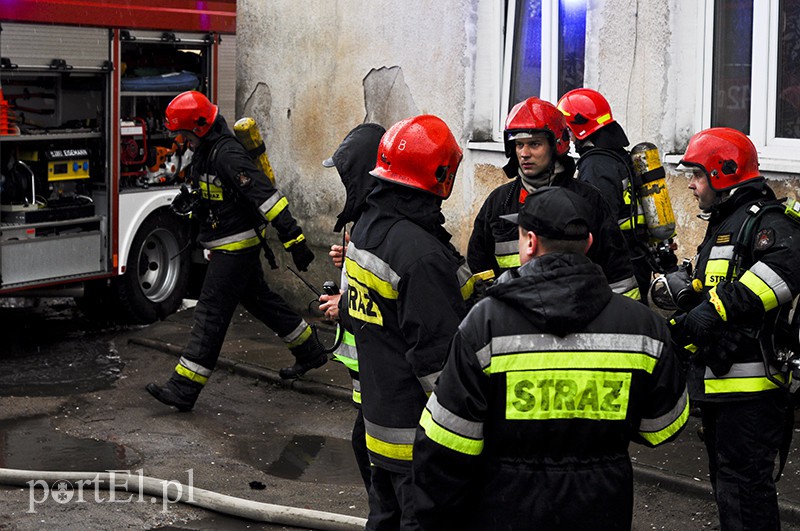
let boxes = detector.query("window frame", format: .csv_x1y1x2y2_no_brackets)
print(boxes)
496,1,561,142
702,0,800,163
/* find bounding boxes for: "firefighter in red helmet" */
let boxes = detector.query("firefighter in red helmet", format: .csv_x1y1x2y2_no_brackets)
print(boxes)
558,88,658,300
147,91,326,412
341,115,470,528
671,127,800,530
467,96,638,298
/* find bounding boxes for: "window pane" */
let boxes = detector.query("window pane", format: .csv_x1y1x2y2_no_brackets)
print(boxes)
510,0,542,109
558,0,586,97
711,0,753,133
777,0,800,138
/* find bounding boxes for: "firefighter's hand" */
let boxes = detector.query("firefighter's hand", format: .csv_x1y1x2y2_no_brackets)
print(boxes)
329,232,349,269
289,240,315,272
319,292,341,320
683,300,723,346
171,185,199,216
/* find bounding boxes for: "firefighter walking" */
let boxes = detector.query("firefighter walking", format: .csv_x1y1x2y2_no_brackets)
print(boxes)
342,115,467,529
671,127,800,530
413,186,688,530
146,91,326,412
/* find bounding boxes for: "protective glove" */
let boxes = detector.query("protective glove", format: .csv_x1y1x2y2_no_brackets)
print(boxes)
171,185,200,216
683,300,723,347
289,240,315,272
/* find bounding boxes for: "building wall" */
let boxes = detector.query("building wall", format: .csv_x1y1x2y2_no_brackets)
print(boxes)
237,0,800,303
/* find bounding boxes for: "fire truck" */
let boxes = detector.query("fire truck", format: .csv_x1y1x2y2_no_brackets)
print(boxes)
0,0,236,322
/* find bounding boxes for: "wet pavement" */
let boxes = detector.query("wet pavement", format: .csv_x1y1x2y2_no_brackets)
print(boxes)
1,299,799,529
136,303,800,526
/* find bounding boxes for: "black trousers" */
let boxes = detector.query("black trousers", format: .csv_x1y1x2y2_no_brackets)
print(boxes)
367,465,420,531
701,393,786,531
184,248,304,376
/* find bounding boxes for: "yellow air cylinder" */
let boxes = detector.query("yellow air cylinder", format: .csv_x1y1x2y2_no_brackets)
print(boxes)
631,142,676,242
234,117,276,185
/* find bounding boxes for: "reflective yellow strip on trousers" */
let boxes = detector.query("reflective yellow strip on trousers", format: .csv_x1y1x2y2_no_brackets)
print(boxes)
365,433,413,461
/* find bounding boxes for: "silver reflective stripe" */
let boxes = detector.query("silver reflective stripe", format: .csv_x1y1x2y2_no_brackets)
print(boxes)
340,268,349,290
494,240,518,255
456,263,472,288
258,192,285,215
347,243,401,290
426,393,483,439
364,419,416,444
749,262,793,305
474,341,493,370
352,379,361,392
201,228,257,249
281,320,310,343
609,275,639,295
476,333,663,359
178,356,212,377
418,370,441,394
639,388,688,432
336,341,358,361
710,245,735,260
703,361,779,380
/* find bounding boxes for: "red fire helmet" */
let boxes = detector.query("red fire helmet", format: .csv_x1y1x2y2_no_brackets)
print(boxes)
370,115,463,199
680,127,761,191
164,91,219,138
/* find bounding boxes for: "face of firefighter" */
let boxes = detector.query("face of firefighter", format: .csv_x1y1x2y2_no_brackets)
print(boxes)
515,133,553,178
687,168,717,211
178,130,202,150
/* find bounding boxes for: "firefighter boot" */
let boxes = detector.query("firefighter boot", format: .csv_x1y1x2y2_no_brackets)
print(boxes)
146,376,203,412
279,332,328,379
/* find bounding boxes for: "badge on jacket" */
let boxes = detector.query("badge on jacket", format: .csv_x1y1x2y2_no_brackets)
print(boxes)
755,228,775,251
237,171,252,188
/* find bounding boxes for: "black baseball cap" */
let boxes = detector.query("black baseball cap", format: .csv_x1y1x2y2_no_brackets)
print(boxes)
500,186,591,240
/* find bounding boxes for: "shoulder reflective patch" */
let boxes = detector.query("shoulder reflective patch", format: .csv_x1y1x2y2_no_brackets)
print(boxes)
715,233,732,244
754,228,775,251
506,370,631,421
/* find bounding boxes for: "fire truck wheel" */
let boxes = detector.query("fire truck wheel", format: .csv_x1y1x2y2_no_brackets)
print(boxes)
115,209,191,324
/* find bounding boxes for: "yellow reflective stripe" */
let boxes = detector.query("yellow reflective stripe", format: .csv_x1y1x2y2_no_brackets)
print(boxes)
739,269,779,312
596,112,612,125
284,324,312,348
639,392,690,446
264,196,288,221
496,254,521,269
623,287,641,300
333,353,359,372
485,351,658,375
352,387,361,404
345,257,399,300
419,408,484,456
211,234,261,251
705,375,783,394
175,363,208,385
283,233,306,249
506,370,631,421
708,286,728,321
704,259,731,287
365,433,413,461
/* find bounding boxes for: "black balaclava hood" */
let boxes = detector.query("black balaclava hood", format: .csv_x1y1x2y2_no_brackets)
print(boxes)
328,123,386,232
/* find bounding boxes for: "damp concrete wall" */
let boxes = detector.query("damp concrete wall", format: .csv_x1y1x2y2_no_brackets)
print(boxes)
234,0,800,305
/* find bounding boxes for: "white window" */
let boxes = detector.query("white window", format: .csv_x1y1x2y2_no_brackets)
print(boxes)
703,0,800,164
496,0,587,141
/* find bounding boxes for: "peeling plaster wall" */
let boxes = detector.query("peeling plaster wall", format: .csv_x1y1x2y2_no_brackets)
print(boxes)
234,0,798,308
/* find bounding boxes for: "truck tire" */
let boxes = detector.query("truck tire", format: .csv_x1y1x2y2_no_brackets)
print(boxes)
114,209,191,324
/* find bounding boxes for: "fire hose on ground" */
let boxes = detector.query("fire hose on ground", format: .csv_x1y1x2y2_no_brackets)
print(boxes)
0,467,367,531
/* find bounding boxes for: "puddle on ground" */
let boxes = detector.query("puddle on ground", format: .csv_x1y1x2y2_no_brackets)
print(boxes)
0,338,123,397
249,434,363,486
0,416,138,471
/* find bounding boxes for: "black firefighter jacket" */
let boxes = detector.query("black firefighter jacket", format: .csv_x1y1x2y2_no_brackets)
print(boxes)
686,180,800,402
467,157,639,297
189,116,304,252
413,253,689,530
342,182,469,473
